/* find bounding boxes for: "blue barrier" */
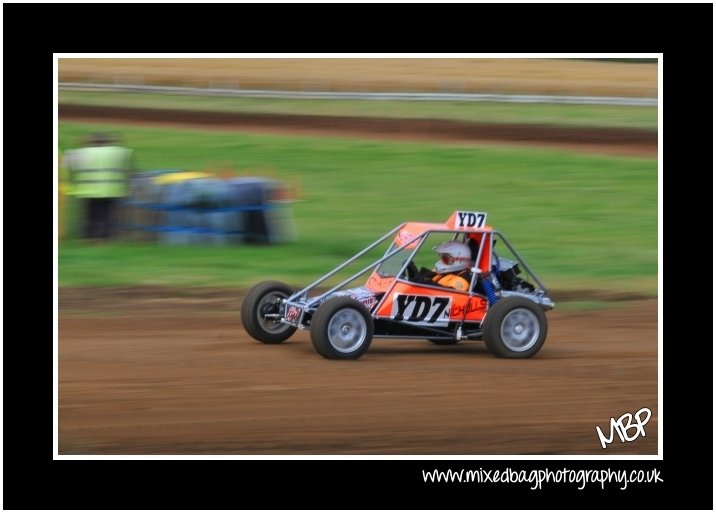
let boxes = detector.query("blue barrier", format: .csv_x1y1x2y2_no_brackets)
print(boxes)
122,223,246,235
124,173,295,245
124,201,277,213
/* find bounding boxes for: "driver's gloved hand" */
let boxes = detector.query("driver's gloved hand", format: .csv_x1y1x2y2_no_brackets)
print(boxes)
415,267,436,282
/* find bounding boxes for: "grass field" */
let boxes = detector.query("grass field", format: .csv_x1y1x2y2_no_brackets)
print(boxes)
59,91,658,131
58,121,658,295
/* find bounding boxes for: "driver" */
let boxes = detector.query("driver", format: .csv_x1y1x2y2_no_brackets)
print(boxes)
414,241,473,291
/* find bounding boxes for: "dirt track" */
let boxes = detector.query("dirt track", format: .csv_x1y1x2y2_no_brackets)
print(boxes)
59,104,657,157
58,287,658,455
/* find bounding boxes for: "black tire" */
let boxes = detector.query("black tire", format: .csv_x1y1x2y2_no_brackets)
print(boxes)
240,281,297,344
310,297,374,359
428,338,460,345
482,297,547,358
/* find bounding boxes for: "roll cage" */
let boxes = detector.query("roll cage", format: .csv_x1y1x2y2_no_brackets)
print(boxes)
282,212,554,335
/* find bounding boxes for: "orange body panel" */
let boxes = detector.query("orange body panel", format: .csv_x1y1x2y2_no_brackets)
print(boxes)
466,232,493,273
365,211,495,325
365,272,394,293
374,280,488,324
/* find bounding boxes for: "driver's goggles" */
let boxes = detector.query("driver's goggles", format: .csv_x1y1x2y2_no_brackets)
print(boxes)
439,253,468,265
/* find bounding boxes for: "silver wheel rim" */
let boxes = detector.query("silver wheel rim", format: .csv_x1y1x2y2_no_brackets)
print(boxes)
500,308,540,352
327,308,367,353
257,292,291,334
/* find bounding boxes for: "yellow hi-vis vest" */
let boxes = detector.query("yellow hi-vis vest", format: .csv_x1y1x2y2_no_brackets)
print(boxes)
66,146,133,198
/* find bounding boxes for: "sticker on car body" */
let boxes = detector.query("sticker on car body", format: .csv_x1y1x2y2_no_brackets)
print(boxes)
333,287,380,310
285,305,302,323
390,294,452,326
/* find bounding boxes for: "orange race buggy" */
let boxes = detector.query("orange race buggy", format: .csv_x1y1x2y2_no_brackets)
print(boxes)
241,211,555,359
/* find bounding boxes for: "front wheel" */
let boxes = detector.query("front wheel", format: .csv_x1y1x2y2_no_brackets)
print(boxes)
310,297,373,359
482,297,547,358
241,281,297,344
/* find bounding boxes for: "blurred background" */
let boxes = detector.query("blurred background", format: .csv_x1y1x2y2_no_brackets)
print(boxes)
57,56,660,457
58,57,658,297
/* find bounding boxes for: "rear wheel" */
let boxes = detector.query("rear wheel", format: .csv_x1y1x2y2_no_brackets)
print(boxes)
241,281,297,344
482,297,547,358
310,297,373,359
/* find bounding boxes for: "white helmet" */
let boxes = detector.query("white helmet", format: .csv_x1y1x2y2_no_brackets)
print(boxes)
434,241,472,273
